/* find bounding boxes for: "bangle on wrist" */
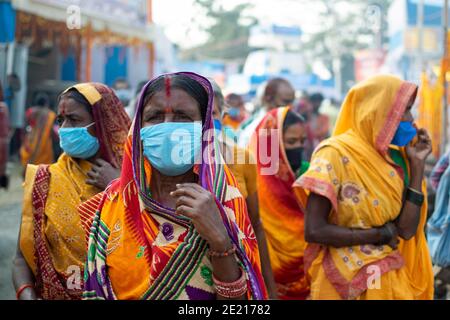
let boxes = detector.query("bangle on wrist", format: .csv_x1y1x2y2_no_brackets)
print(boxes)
208,244,236,258
213,267,248,298
16,284,34,300
405,187,424,207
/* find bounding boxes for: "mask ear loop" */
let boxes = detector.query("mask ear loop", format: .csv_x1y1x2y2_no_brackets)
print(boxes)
85,122,96,128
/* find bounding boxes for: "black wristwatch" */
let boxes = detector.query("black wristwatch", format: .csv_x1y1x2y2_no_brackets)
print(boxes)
405,187,424,207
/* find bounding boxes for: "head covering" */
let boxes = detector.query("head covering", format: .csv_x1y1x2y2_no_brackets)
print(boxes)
20,107,57,167
19,82,131,300
61,83,131,167
251,106,309,299
293,75,433,300
82,72,267,300
332,75,417,155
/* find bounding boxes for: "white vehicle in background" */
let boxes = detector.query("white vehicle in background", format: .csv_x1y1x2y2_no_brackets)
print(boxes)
243,50,306,77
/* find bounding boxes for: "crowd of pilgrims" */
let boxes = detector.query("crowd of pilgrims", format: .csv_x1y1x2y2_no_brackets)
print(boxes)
0,71,448,300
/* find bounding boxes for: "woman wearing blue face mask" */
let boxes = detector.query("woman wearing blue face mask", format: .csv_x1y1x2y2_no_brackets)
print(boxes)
294,75,434,300
13,83,130,300
81,72,268,300
211,81,278,299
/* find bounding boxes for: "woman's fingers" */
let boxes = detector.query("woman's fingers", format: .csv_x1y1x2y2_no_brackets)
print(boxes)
417,128,431,141
95,158,110,167
175,196,196,208
86,178,97,186
177,183,206,194
86,170,98,179
170,186,198,199
175,205,195,218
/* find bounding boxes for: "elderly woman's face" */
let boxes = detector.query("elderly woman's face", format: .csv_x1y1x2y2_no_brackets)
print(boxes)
142,89,202,127
57,97,95,136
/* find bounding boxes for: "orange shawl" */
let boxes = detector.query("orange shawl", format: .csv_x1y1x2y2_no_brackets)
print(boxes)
20,108,57,167
82,72,267,300
251,107,309,299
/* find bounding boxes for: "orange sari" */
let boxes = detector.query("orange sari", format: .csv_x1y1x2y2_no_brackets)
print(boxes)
82,72,267,300
251,107,309,299
20,108,57,167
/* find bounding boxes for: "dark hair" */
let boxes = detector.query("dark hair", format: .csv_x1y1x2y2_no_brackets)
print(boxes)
226,93,242,101
33,92,50,107
59,88,92,114
310,93,324,104
143,74,208,123
136,80,148,96
209,79,224,113
283,110,305,132
264,78,293,103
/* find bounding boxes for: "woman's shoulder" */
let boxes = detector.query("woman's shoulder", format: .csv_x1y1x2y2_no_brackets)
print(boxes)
312,138,344,158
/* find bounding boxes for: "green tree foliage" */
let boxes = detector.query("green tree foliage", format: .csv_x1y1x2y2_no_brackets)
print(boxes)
299,0,393,94
182,0,256,62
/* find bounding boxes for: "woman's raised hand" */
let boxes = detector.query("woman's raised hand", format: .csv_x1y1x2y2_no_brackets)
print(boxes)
86,159,120,190
170,183,231,251
406,128,432,169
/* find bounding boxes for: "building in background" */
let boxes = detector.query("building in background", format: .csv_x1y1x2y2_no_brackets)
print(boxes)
225,23,336,100
0,0,178,131
386,0,447,82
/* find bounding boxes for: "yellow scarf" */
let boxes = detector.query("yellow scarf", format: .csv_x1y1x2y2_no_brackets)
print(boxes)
293,75,433,300
20,109,56,167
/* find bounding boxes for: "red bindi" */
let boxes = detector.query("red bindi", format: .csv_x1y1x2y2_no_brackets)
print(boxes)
59,100,67,116
164,76,173,114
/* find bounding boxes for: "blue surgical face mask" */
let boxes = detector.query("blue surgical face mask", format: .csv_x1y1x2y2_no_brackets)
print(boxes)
213,118,222,131
140,122,202,176
391,121,417,147
228,107,240,118
59,123,100,159
213,118,223,140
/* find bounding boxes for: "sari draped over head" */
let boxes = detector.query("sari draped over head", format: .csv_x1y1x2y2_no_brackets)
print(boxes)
293,75,434,300
250,107,309,300
20,83,130,300
81,72,267,300
20,107,58,168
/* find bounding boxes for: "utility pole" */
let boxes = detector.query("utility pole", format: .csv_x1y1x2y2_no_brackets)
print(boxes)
418,0,425,74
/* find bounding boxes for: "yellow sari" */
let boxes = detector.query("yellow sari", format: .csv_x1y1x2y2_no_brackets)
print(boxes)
293,75,434,300
19,82,130,299
20,154,100,299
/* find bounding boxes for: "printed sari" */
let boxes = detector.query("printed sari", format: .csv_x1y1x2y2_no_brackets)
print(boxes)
20,83,130,299
293,75,434,300
250,107,309,299
81,72,267,300
20,107,58,167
